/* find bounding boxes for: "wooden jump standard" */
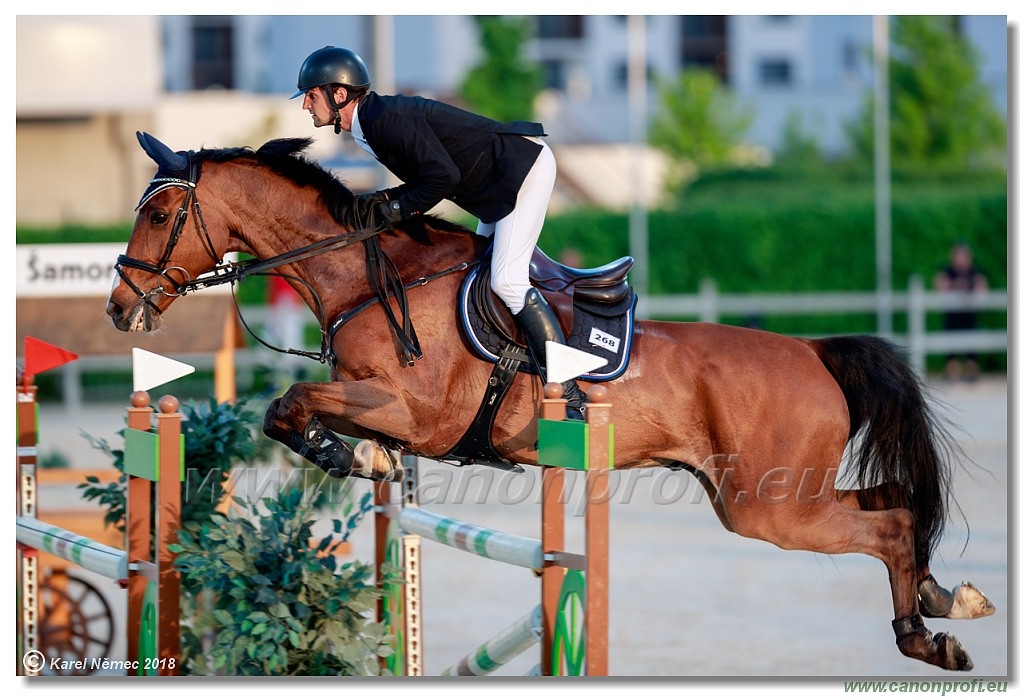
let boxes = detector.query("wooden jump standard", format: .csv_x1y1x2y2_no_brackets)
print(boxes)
374,382,611,676
16,383,183,676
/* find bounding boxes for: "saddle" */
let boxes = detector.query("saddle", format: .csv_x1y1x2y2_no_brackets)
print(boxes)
473,247,635,346
448,247,637,471
439,248,636,472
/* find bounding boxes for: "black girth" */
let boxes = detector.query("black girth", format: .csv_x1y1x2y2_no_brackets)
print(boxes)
445,343,528,472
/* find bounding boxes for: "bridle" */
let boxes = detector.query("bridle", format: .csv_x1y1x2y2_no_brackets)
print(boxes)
113,150,436,366
114,154,213,314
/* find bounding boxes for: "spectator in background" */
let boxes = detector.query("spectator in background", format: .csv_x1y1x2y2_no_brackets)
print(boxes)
267,276,305,380
934,241,988,382
558,246,584,268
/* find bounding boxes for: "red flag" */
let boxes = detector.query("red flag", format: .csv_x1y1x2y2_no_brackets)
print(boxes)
23,337,79,380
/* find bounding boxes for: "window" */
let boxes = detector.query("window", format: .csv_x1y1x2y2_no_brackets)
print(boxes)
759,59,792,86
842,39,859,73
536,16,584,39
613,61,654,90
541,59,566,90
680,15,729,82
192,17,234,90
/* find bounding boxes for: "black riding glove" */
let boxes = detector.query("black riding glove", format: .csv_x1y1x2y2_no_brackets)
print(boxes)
355,191,404,231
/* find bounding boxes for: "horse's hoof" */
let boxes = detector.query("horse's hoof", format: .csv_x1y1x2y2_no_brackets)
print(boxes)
897,626,974,672
948,582,996,620
934,632,974,672
353,440,405,482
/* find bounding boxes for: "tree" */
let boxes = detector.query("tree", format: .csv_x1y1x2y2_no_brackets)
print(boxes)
774,109,824,169
845,16,1006,168
459,16,543,122
649,68,753,183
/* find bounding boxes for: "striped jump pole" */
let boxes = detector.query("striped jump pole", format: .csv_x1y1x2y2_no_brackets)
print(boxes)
394,507,543,570
15,382,183,676
15,517,129,580
441,605,543,676
375,382,612,677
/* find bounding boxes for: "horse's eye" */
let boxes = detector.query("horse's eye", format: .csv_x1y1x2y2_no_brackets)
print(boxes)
150,211,170,226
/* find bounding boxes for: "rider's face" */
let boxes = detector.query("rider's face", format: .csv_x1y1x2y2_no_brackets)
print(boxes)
301,86,353,131
302,87,333,128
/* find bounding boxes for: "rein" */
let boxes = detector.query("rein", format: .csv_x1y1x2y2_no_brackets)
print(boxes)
115,153,461,366
325,258,477,369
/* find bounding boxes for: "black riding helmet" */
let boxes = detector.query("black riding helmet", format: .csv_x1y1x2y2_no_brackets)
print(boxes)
292,46,371,132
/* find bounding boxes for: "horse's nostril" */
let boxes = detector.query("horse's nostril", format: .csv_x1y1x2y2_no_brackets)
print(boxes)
105,300,122,319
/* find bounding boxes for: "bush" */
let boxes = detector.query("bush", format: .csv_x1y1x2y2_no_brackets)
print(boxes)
541,176,1006,299
171,486,393,676
79,396,395,675
79,398,262,533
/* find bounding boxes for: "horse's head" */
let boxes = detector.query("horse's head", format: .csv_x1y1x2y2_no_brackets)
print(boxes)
108,131,475,336
108,131,314,329
106,132,221,332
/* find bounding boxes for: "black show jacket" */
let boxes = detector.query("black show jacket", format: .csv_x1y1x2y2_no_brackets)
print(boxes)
356,91,547,223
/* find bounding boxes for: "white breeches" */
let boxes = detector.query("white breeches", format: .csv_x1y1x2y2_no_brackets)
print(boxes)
475,137,556,314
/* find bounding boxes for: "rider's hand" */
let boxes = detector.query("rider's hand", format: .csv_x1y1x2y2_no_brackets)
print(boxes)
355,191,404,231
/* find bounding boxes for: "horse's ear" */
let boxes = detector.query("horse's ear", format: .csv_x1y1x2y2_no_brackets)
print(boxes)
136,131,188,172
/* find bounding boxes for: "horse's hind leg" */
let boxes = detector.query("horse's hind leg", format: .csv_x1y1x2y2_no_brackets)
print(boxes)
716,477,974,671
838,486,996,621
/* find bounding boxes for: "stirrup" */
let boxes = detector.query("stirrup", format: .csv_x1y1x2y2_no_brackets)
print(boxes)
290,417,354,479
565,398,586,422
560,379,588,422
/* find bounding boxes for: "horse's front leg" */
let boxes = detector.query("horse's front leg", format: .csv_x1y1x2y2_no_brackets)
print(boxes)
263,377,417,482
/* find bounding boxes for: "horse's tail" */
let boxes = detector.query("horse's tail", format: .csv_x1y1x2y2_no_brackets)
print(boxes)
812,335,956,566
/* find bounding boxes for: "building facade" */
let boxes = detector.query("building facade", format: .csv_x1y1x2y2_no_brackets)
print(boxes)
156,15,1008,154
16,15,1008,225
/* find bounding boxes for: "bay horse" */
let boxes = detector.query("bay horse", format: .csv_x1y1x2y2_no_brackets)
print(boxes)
106,132,994,672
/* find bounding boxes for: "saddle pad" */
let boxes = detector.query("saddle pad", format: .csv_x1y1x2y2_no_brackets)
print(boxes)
458,265,636,382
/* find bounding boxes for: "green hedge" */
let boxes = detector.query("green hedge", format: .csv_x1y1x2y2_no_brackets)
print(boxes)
539,179,1007,295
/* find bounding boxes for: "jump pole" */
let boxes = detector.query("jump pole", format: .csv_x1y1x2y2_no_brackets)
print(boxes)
16,381,183,676
374,382,611,676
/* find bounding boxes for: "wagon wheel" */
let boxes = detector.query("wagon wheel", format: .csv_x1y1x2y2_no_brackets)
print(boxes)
39,569,115,675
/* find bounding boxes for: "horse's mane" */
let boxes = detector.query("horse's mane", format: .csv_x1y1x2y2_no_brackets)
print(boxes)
193,137,472,245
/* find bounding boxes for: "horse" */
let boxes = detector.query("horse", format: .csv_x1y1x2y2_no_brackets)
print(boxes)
106,132,994,672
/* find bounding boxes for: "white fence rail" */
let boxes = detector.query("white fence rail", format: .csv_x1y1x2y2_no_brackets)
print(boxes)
638,274,1007,374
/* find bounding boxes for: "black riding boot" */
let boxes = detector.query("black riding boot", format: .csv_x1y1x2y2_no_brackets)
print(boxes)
514,288,587,421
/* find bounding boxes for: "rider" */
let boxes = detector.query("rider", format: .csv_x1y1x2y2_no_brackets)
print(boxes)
292,45,586,419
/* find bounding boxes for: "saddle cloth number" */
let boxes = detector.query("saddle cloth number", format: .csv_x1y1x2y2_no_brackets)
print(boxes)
588,327,620,353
